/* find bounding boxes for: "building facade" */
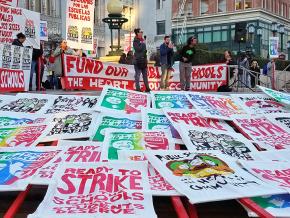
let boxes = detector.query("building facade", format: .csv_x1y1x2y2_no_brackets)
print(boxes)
172,0,290,58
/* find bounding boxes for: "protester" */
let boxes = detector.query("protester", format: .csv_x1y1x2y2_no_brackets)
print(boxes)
12,32,26,47
46,50,57,89
249,60,260,88
224,50,238,88
126,51,134,65
160,36,174,90
119,53,127,64
179,36,197,91
267,59,276,89
133,28,151,92
238,53,250,87
29,42,44,91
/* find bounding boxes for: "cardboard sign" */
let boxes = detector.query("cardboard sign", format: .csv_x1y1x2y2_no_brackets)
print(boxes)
44,111,99,142
101,129,175,160
0,147,59,191
141,108,181,143
151,91,194,109
29,162,157,218
258,86,290,105
97,86,150,114
232,115,290,150
65,0,95,50
44,95,98,114
32,140,103,185
178,124,260,160
231,94,289,115
92,112,142,142
0,4,40,48
0,112,48,127
146,151,285,204
187,93,246,120
62,55,227,91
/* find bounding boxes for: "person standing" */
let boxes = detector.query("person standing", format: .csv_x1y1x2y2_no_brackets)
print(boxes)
238,53,250,87
133,28,151,92
12,33,26,47
179,36,197,91
29,42,43,91
160,36,174,90
126,51,134,65
249,60,260,88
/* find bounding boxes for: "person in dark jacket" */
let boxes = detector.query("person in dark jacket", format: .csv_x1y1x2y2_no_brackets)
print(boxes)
179,36,197,91
119,53,127,64
133,28,150,92
160,36,174,90
249,60,261,88
12,33,26,47
29,42,44,91
126,51,134,65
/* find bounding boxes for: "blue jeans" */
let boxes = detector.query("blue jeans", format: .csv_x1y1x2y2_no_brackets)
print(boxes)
134,65,150,91
29,60,37,91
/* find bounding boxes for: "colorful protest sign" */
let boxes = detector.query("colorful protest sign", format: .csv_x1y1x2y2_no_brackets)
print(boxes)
40,21,48,41
0,147,59,191
151,91,194,109
0,124,50,147
178,124,259,160
146,151,285,204
44,111,99,142
97,86,150,114
141,108,181,143
267,113,290,133
231,94,289,115
232,115,290,150
33,140,103,185
44,95,98,114
29,162,157,218
187,93,246,120
163,109,233,135
269,37,279,59
0,4,40,48
92,112,142,142
118,150,180,196
0,44,33,91
240,161,290,193
62,54,227,91
0,0,18,7
102,130,175,160
245,194,290,217
0,112,48,127
258,86,290,105
0,93,55,114
65,0,95,50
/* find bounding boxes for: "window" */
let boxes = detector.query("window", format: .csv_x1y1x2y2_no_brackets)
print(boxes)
204,32,212,43
235,0,242,10
244,0,252,9
221,31,227,41
156,0,160,10
218,0,226,12
213,31,221,42
200,0,209,15
157,21,165,35
185,0,193,13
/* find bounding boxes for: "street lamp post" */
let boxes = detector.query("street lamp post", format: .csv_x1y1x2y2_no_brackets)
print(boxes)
271,22,279,36
247,24,255,55
287,40,290,61
257,26,262,57
278,24,285,52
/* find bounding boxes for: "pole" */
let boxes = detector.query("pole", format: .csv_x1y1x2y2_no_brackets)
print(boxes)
110,28,113,52
118,29,121,51
281,33,284,52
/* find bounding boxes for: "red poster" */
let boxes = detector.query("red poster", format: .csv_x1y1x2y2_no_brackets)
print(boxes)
0,68,25,92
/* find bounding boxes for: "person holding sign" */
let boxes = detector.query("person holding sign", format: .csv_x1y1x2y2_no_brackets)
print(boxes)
160,36,174,91
133,28,151,93
12,33,26,47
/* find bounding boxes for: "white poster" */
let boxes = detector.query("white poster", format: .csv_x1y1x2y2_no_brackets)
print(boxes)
258,86,290,105
0,0,18,7
65,0,95,50
146,150,285,204
40,21,48,41
29,162,157,218
254,149,290,162
151,91,194,109
267,113,290,133
0,4,40,48
269,37,279,59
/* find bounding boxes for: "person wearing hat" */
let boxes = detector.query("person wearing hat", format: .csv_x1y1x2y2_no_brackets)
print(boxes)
179,36,197,91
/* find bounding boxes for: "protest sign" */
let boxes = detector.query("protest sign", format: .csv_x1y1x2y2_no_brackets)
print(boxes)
187,93,246,120
0,93,55,114
0,0,18,7
92,112,142,142
146,150,285,204
253,149,290,162
97,86,150,114
29,162,157,218
141,108,181,143
231,94,289,115
0,147,59,191
44,95,98,114
240,161,290,193
102,129,175,160
163,109,233,135
0,112,49,127
44,111,99,142
267,113,290,133
118,150,180,196
0,94,14,107
39,21,48,41
258,86,290,105
232,115,290,150
65,0,95,50
62,55,227,91
0,124,51,147
269,37,279,59
33,140,103,185
0,44,33,91
178,124,259,160
0,4,40,48
151,91,194,109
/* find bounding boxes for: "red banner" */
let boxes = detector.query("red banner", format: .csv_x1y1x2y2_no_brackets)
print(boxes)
0,68,25,91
